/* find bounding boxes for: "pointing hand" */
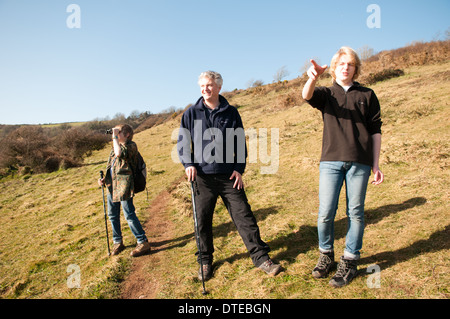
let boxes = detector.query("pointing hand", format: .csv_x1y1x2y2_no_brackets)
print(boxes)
307,59,328,81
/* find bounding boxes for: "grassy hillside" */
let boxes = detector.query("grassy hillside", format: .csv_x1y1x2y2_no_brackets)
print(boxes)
0,58,448,299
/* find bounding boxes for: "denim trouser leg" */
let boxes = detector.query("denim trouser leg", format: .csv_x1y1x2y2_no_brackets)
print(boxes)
107,194,123,244
343,163,370,258
318,161,371,259
107,194,148,244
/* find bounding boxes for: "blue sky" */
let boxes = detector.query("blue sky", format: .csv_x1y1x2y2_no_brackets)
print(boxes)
0,0,448,125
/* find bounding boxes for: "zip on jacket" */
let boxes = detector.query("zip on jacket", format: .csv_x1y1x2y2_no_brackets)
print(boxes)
177,95,247,175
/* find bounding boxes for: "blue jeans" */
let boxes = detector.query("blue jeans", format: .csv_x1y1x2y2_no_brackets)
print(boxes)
107,194,147,244
318,161,371,259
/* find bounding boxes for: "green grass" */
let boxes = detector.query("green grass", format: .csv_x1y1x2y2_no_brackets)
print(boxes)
0,61,448,299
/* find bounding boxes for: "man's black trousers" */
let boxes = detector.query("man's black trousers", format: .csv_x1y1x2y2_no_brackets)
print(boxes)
193,174,270,267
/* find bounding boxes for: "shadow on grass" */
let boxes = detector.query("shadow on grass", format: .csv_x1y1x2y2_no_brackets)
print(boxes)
269,197,431,269
160,197,443,277
208,198,431,270
149,206,280,256
358,224,449,272
206,206,281,268
149,232,193,254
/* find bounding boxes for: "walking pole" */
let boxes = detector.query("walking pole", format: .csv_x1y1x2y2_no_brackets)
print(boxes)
100,171,111,256
190,181,208,295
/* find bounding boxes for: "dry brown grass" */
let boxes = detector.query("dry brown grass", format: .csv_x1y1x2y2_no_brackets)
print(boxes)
363,40,450,72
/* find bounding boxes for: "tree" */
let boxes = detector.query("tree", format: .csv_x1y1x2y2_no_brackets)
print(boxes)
273,66,290,82
357,45,375,61
246,79,264,88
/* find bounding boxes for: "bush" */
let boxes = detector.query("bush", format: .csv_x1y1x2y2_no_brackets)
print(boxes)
1,126,50,172
0,108,174,178
277,90,303,108
56,128,109,161
361,68,405,85
0,125,110,176
362,40,450,73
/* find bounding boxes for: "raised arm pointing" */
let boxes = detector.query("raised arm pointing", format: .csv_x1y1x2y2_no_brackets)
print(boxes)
302,59,328,100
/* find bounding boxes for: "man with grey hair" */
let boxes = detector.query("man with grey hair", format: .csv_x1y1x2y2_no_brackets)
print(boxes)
177,71,281,280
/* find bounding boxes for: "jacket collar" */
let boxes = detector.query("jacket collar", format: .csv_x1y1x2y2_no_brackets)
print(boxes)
333,81,361,92
193,94,230,112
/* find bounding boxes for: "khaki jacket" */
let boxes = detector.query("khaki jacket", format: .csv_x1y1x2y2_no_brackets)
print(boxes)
104,140,137,202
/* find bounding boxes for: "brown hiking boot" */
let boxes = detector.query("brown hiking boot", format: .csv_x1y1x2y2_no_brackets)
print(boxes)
130,241,151,257
111,242,125,256
329,256,358,288
258,259,282,276
198,264,213,281
312,251,336,279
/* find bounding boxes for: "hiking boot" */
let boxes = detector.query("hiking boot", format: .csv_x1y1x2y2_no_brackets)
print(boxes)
258,259,282,276
111,242,125,256
198,264,213,281
329,256,358,288
312,251,335,279
130,241,151,257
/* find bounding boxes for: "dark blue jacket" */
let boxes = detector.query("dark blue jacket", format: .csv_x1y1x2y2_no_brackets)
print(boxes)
177,95,247,175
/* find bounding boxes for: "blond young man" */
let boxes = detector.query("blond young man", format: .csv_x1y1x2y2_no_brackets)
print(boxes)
302,47,384,287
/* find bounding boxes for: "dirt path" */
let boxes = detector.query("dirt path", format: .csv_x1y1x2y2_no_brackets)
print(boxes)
120,189,175,299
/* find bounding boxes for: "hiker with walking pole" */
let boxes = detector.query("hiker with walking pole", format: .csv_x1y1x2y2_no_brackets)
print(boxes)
97,124,150,257
178,71,281,285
